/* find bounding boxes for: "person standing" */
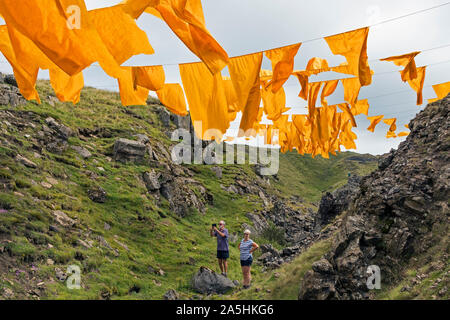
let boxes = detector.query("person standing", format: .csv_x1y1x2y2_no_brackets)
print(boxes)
238,229,259,289
210,220,229,277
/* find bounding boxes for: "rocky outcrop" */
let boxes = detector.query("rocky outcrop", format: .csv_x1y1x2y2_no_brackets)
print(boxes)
315,174,362,228
299,95,450,300
0,84,25,107
113,138,146,163
191,266,236,294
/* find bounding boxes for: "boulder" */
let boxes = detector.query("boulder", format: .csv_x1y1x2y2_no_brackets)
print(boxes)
191,266,236,294
113,138,146,163
88,186,107,203
45,117,74,140
143,171,160,191
15,154,37,168
71,146,92,159
163,289,179,300
52,210,76,227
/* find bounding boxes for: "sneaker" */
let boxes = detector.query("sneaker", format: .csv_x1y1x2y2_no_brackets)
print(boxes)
221,272,227,277
243,285,250,289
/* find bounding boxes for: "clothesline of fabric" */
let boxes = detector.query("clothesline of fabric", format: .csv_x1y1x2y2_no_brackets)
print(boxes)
94,2,450,68
69,59,449,93
78,42,450,70
281,59,450,88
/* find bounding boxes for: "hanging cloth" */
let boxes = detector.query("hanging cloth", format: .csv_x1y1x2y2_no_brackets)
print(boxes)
132,66,165,91
117,67,149,106
320,79,339,106
406,66,426,105
0,25,40,102
336,103,357,127
307,81,323,118
428,81,450,103
137,0,229,74
380,51,420,81
0,0,122,77
325,27,372,86
342,77,362,107
351,99,370,116
294,71,309,100
261,83,288,122
228,53,264,135
179,62,230,141
367,115,384,132
49,69,84,104
89,5,154,65
265,43,301,93
156,83,188,116
305,57,330,75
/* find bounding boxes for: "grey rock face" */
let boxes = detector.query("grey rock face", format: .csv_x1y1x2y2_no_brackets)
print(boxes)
0,83,25,107
113,138,146,163
315,174,362,228
191,267,236,294
299,94,450,300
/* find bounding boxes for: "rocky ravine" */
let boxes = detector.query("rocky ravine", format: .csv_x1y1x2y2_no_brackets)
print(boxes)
298,94,450,299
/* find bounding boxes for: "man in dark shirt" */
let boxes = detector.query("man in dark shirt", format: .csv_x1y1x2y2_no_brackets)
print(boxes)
210,220,229,277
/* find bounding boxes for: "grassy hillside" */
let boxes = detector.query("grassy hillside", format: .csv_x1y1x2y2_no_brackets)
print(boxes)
276,151,377,202
0,80,377,300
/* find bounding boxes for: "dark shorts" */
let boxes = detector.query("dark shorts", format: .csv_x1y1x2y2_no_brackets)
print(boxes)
240,257,253,267
217,250,229,260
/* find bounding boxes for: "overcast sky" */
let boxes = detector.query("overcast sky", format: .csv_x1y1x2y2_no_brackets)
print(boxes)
1,0,449,155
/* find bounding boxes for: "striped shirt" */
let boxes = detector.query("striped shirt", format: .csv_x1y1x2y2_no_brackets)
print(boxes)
240,239,254,260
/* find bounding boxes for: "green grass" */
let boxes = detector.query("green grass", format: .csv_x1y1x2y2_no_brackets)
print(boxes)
230,239,333,300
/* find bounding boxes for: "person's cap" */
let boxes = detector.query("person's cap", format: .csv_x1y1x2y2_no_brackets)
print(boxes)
244,229,251,234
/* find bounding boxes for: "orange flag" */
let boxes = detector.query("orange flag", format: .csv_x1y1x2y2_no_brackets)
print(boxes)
265,43,301,93
342,77,362,107
49,69,84,104
380,51,420,82
117,67,149,106
0,0,122,77
428,81,450,103
179,62,230,141
138,0,229,74
367,115,384,132
89,5,154,65
0,25,40,102
351,99,370,116
132,66,165,91
294,71,309,100
321,79,339,106
325,27,372,86
228,53,263,135
156,83,188,116
406,66,426,105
